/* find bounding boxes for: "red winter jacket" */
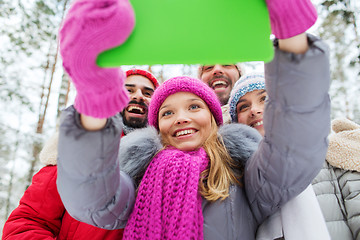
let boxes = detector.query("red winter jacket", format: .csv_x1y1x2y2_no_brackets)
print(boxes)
2,165,124,239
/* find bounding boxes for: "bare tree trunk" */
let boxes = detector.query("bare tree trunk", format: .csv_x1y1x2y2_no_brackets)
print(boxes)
27,48,58,184
147,65,152,73
26,0,70,186
57,72,71,119
5,129,20,218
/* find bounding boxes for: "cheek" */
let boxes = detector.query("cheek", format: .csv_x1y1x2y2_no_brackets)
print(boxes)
200,73,210,83
159,118,174,138
236,112,247,124
158,120,168,134
144,97,151,106
201,116,212,137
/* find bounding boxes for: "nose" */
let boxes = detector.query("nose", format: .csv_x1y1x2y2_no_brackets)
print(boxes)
212,64,224,76
250,103,263,116
175,111,190,125
131,89,144,101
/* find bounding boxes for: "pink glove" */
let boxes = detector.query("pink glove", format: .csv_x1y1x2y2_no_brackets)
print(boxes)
59,0,135,118
266,0,317,39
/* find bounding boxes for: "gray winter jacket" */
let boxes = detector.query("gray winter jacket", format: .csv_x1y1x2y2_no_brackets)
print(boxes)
57,34,331,240
312,118,360,240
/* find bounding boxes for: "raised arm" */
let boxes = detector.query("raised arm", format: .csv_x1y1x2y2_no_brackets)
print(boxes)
56,0,137,229
245,0,331,223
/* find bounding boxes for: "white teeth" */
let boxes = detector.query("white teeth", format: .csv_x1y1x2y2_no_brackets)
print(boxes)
175,129,195,137
128,106,144,113
253,120,263,127
212,80,227,87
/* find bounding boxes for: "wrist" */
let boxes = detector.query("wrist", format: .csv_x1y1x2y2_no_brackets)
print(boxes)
74,84,129,119
278,33,308,54
80,114,107,131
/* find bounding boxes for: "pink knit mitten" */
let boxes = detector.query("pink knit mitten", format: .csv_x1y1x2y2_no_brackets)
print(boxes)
59,0,135,118
266,0,317,39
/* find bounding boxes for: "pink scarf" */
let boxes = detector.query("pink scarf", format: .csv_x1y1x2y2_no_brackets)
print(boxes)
123,147,209,239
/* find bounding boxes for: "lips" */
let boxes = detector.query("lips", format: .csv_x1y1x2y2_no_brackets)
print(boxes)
174,129,197,137
250,120,263,128
211,80,228,89
127,105,146,115
209,77,229,90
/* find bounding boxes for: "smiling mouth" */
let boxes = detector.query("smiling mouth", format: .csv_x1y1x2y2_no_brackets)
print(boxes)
127,105,145,115
175,129,196,137
250,120,263,128
211,80,228,89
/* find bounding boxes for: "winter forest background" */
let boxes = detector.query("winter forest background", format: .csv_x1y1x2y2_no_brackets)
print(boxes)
0,0,359,234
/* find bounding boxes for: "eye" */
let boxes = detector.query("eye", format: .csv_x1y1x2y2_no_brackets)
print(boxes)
189,104,200,110
143,91,153,97
260,96,266,102
161,110,173,117
203,66,214,72
126,88,133,93
237,104,249,113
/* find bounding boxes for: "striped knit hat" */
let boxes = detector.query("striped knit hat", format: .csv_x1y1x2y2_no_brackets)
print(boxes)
126,69,159,88
228,73,266,122
148,76,223,129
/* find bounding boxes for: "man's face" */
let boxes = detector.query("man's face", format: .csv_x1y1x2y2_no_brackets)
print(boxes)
122,75,155,128
200,64,240,106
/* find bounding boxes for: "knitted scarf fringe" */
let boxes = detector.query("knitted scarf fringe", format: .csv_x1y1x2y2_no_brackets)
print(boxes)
123,147,209,240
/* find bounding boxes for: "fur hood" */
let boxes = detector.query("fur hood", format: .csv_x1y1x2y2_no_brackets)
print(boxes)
118,123,262,187
39,124,262,183
39,132,58,166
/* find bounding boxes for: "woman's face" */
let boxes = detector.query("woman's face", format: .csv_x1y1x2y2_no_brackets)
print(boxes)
236,90,267,136
158,92,212,151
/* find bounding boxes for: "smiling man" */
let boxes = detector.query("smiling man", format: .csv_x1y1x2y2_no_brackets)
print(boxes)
122,69,159,135
198,64,242,123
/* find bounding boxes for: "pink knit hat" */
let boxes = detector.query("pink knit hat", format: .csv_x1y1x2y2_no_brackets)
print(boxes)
148,76,223,129
126,69,159,88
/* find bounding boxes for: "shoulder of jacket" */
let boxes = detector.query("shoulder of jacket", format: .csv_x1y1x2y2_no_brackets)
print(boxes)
219,123,262,166
119,127,163,187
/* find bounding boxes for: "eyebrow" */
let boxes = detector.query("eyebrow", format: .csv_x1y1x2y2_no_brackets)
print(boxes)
258,90,266,95
125,84,154,92
237,90,267,104
159,98,202,111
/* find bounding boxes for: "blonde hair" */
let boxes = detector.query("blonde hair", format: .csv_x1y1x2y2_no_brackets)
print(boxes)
200,117,242,201
160,116,243,202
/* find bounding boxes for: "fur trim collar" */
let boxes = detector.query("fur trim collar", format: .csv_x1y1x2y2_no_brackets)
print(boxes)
326,118,360,172
119,123,262,187
39,124,263,183
39,132,58,166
